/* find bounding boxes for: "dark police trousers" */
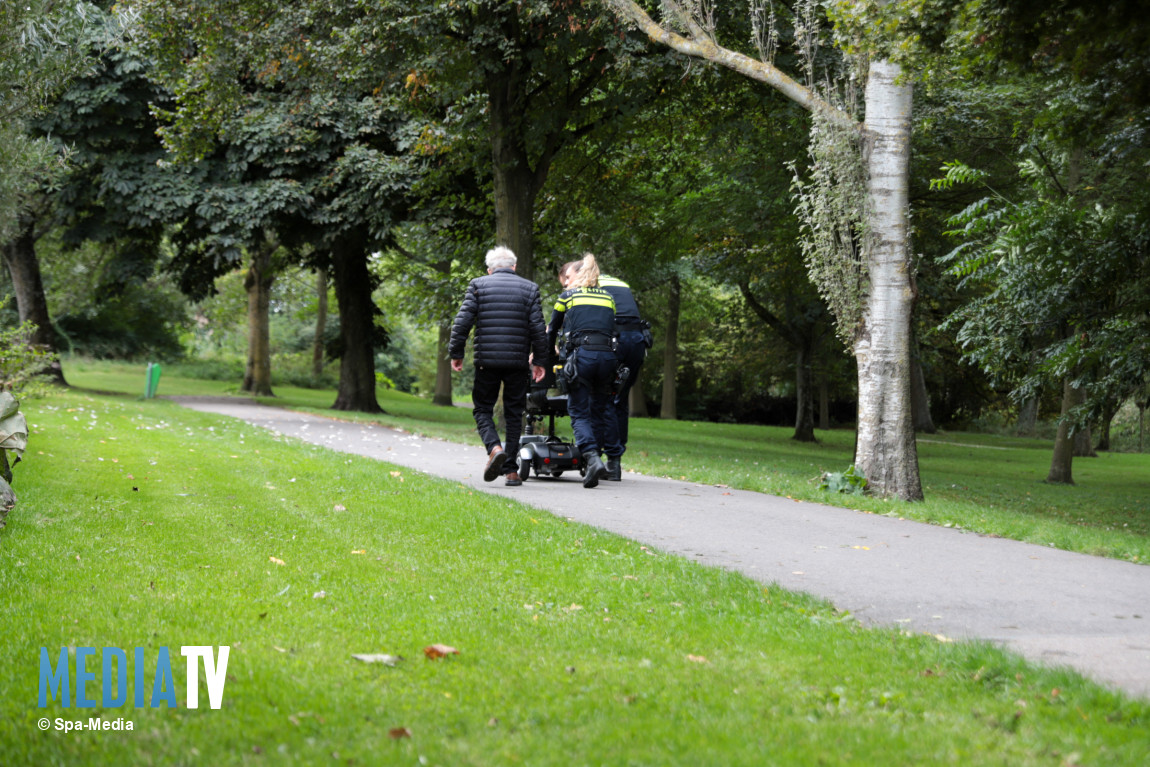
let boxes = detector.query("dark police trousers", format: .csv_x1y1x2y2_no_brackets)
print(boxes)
471,365,530,473
566,348,622,458
612,329,648,452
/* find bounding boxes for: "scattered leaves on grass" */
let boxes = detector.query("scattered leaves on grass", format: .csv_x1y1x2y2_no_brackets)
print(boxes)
351,654,403,666
389,471,404,482
269,556,285,566
424,644,460,659
687,654,709,664
388,727,411,739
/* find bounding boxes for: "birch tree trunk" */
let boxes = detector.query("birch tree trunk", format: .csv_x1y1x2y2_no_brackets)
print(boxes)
660,275,680,420
853,60,922,500
604,0,924,498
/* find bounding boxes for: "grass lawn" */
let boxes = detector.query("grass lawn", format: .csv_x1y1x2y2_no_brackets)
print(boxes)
64,359,1150,564
1,387,1148,765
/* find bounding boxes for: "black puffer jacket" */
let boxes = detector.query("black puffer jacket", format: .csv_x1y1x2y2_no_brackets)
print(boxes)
450,268,548,368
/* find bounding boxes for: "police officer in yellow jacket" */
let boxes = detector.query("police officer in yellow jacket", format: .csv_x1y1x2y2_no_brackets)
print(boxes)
560,260,650,481
548,253,622,488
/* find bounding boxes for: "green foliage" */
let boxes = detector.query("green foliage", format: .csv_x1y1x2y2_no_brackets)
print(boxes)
0,302,59,397
819,464,869,495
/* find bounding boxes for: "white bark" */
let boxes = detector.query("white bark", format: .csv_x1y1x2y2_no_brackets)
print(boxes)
603,0,924,498
853,59,922,500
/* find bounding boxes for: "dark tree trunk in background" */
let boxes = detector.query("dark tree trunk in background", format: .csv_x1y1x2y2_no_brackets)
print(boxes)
312,268,328,383
1016,394,1039,437
330,237,383,413
629,366,647,418
487,65,544,283
433,324,454,407
241,243,276,397
818,379,830,430
1047,378,1077,484
793,339,816,442
910,351,936,434
1095,400,1116,451
1,212,66,385
660,275,680,420
1073,425,1097,457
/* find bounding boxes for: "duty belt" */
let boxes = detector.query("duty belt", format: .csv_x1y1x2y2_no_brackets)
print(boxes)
568,331,616,352
617,321,649,332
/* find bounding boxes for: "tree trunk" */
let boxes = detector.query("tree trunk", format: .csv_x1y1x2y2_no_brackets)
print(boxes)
660,275,680,420
488,65,542,283
1016,394,1039,437
1095,401,1116,452
1,212,66,385
312,267,328,383
1073,424,1097,457
818,378,830,430
910,348,936,434
1047,378,1077,484
432,324,454,407
852,60,922,501
241,244,276,397
792,338,816,442
330,237,383,413
629,366,647,418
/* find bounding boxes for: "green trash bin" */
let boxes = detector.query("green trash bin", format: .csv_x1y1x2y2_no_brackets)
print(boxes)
144,363,162,399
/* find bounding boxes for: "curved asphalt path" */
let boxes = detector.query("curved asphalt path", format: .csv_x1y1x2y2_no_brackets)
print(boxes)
172,396,1150,699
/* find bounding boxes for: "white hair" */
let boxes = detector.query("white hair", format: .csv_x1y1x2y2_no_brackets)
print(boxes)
485,246,517,270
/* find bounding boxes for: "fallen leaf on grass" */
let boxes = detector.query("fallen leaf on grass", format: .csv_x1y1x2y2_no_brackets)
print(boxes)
388,727,411,739
351,654,403,666
269,556,285,566
351,549,366,555
313,591,327,599
687,654,709,664
333,504,346,512
424,644,460,659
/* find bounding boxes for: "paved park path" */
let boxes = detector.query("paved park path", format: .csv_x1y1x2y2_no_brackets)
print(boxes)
173,396,1150,699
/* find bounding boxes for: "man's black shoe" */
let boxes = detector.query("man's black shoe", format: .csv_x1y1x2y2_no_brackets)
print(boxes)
483,446,507,482
606,457,622,481
582,452,608,489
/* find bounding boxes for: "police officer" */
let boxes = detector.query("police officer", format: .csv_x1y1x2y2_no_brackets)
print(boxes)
548,253,621,488
560,260,649,481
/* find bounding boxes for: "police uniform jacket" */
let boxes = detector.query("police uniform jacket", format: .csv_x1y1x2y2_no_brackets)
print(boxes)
450,267,548,368
548,285,616,350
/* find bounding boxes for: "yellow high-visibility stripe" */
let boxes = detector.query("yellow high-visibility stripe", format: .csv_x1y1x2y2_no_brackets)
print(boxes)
555,289,615,312
599,275,630,289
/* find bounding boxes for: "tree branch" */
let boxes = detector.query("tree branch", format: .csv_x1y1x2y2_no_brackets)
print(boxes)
602,0,855,130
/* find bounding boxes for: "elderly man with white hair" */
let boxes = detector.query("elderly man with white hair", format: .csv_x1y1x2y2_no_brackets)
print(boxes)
450,246,548,486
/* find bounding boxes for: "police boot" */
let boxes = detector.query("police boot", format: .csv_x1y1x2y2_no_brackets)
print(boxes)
606,456,622,481
582,451,608,489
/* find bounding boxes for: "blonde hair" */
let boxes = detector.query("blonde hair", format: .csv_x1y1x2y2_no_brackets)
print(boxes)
565,253,600,289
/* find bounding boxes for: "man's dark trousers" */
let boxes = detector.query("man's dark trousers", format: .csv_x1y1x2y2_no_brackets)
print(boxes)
472,365,530,472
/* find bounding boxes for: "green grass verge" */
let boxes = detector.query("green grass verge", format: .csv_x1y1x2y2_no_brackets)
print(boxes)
63,359,1150,564
1,388,1148,765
